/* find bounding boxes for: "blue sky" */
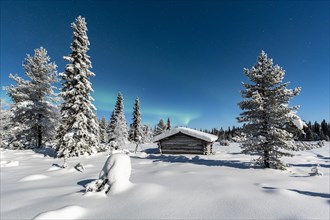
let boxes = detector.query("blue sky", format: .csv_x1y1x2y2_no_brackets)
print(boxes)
1,0,329,129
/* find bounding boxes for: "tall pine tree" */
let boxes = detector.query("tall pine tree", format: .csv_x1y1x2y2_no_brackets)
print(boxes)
107,111,116,141
237,51,301,169
108,92,129,146
155,119,167,135
99,116,108,143
56,16,99,157
130,97,142,143
167,117,171,130
8,47,59,149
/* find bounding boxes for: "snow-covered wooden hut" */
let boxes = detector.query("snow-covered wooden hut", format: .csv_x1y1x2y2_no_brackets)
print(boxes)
153,127,218,155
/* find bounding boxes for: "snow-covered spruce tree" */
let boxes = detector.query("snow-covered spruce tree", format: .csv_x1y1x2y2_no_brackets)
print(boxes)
237,51,301,169
155,119,167,135
167,117,171,130
7,47,59,149
130,97,143,143
108,92,129,147
107,111,116,140
0,99,12,148
141,125,154,143
56,16,99,157
99,116,108,143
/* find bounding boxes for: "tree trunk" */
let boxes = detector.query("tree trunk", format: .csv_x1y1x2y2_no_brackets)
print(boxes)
37,114,42,148
264,149,270,168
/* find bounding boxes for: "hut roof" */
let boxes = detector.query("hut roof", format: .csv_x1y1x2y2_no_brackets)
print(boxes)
153,127,218,143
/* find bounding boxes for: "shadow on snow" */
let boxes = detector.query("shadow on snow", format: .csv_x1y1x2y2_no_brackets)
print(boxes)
262,186,330,199
145,154,253,169
289,163,330,168
316,154,330,160
32,147,57,158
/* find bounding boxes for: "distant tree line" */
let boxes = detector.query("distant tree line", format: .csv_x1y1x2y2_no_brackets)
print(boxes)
201,119,330,142
200,126,241,141
300,120,330,141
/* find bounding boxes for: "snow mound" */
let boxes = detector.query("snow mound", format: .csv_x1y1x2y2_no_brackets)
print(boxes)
99,152,131,183
20,174,49,182
86,152,132,195
33,205,85,220
0,160,19,167
84,164,95,168
47,166,62,171
99,152,132,194
153,127,218,142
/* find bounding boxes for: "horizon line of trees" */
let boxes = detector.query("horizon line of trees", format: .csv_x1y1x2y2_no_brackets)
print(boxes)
202,119,330,142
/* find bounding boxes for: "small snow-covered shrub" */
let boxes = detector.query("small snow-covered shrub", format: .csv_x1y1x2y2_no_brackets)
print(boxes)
317,140,325,147
96,143,110,152
85,151,132,194
99,152,131,184
86,179,109,193
219,140,230,146
75,163,84,172
310,165,323,176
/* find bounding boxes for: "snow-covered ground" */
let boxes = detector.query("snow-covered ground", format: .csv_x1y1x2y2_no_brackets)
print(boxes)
1,142,329,219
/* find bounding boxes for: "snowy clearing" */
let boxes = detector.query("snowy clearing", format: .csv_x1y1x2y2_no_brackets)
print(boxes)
1,142,329,219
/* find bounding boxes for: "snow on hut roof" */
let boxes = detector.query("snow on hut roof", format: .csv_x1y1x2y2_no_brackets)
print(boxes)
153,127,218,143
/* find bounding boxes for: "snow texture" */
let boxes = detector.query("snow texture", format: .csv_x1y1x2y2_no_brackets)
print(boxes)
33,205,85,220
153,127,218,142
20,174,49,182
0,160,19,167
1,143,329,219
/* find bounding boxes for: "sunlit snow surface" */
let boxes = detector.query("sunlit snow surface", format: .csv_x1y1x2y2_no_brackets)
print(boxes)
1,142,329,219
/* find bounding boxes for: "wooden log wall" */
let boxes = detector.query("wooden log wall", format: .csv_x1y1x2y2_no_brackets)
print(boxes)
158,132,212,155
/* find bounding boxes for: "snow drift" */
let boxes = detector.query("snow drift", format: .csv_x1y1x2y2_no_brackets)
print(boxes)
86,150,132,194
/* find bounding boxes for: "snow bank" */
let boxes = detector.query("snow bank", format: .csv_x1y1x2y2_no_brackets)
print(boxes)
33,205,85,220
99,152,132,194
0,160,19,167
1,143,329,219
153,127,218,142
19,174,49,182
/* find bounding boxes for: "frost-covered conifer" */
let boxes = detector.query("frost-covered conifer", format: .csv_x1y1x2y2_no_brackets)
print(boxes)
130,97,142,143
237,51,301,169
141,125,153,143
56,16,99,157
107,111,116,140
108,92,129,147
0,99,12,148
167,117,171,130
7,47,59,149
99,117,108,143
155,119,167,135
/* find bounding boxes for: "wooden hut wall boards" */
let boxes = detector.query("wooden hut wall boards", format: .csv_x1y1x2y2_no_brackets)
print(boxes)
153,127,218,155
